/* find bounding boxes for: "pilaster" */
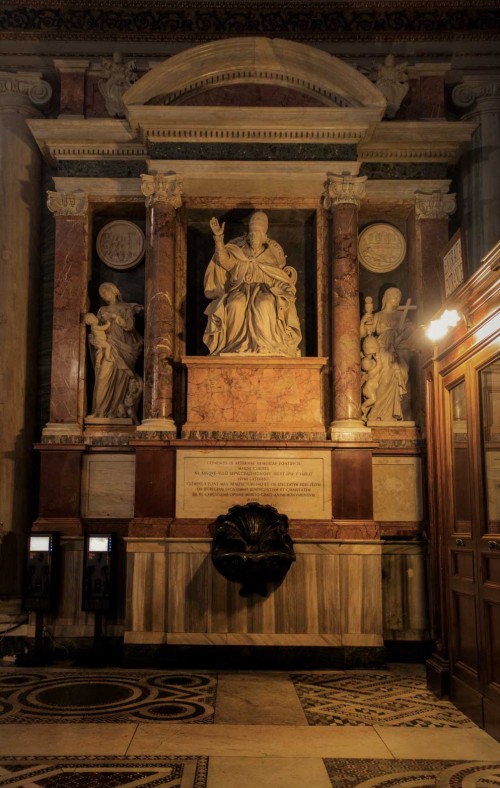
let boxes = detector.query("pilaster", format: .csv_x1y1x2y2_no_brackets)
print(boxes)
53,59,90,117
44,190,90,439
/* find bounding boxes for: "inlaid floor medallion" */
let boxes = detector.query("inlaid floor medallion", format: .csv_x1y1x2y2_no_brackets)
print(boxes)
324,759,500,787
0,755,208,787
292,671,475,727
0,670,216,724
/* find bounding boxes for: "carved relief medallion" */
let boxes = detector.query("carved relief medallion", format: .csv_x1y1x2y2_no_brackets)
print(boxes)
358,223,406,273
96,220,145,270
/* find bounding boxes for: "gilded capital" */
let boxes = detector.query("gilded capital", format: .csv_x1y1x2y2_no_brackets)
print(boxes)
415,191,456,221
47,190,88,217
0,71,52,112
141,174,183,209
324,175,367,209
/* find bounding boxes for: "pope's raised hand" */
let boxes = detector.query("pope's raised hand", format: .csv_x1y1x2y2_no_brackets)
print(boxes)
210,217,225,237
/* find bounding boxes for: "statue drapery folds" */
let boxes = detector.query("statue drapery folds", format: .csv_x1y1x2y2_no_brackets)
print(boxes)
85,282,143,422
203,211,302,357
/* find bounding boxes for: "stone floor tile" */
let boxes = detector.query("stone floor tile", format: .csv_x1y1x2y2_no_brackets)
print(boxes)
207,756,332,788
128,723,394,758
0,723,138,756
374,726,500,760
215,671,307,725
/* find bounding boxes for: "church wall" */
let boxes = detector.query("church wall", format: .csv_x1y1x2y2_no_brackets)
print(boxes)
1,22,497,664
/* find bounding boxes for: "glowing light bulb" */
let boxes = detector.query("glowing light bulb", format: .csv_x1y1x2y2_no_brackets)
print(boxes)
426,319,448,342
441,309,461,327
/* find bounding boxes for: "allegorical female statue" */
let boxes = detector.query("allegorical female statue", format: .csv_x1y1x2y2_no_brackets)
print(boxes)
360,287,416,422
84,282,143,422
203,211,302,357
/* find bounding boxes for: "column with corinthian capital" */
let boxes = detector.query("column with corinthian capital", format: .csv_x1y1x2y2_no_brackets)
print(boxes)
0,71,51,609
139,174,182,435
452,75,500,268
324,175,370,441
409,191,456,325
45,190,90,437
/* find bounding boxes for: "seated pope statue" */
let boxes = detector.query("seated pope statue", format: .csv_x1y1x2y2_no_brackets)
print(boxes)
203,211,302,357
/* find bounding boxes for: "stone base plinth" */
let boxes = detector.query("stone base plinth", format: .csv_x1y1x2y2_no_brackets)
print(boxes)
182,356,328,439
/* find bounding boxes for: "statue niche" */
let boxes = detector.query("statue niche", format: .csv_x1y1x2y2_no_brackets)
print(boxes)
84,282,143,424
211,502,296,597
203,211,302,357
360,288,417,423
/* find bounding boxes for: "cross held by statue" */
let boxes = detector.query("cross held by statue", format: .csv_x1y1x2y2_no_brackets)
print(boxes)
397,297,417,329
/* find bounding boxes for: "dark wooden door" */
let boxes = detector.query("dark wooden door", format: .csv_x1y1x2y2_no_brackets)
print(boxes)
443,350,500,736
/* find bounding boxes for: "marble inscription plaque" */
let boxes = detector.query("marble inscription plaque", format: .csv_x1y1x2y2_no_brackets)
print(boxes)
176,449,332,519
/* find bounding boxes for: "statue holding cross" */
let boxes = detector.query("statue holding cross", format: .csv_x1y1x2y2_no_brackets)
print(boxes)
360,288,418,423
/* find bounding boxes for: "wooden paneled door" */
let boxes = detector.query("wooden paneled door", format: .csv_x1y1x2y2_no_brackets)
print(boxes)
442,349,500,737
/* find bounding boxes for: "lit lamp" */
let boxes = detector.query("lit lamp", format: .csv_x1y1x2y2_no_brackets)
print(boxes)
426,309,463,342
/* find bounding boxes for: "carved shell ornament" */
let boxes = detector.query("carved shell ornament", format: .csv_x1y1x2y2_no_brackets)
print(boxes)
211,502,296,597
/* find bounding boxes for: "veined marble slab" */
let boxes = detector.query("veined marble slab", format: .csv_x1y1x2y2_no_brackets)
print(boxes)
176,448,332,519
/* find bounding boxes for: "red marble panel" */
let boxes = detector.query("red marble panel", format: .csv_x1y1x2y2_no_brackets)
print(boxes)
49,216,88,424
331,203,362,422
144,203,176,421
134,446,176,518
420,76,446,119
331,449,374,521
59,72,85,115
38,448,84,519
84,74,108,117
174,83,327,107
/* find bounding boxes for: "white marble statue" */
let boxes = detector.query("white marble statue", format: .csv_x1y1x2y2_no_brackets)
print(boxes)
371,54,409,119
98,52,138,117
360,288,416,422
203,211,302,356
85,282,143,422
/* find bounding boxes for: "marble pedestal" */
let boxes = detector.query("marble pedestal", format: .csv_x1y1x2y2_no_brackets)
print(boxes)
181,356,328,440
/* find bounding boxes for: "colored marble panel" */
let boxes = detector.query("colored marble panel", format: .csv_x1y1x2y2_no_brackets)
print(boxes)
182,356,327,437
50,216,89,424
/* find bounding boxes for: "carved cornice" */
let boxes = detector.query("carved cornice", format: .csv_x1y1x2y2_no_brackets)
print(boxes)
358,120,477,164
0,70,52,113
47,189,88,217
452,76,500,110
0,2,498,42
415,190,456,220
141,174,182,209
324,175,367,209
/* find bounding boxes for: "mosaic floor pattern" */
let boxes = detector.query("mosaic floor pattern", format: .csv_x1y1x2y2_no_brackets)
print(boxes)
0,755,208,787
292,671,475,727
0,670,216,724
324,759,500,787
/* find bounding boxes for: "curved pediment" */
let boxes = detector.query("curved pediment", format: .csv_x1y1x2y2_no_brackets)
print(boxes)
123,37,386,110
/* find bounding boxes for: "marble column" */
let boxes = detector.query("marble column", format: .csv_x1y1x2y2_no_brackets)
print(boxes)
140,174,182,435
324,175,369,440
452,76,500,268
45,190,90,437
0,71,52,612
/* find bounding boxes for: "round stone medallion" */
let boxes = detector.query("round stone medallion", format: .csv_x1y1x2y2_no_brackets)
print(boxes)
32,681,135,709
358,223,406,273
96,220,145,270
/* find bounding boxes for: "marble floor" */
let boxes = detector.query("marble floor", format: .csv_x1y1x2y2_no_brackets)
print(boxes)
0,664,499,787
